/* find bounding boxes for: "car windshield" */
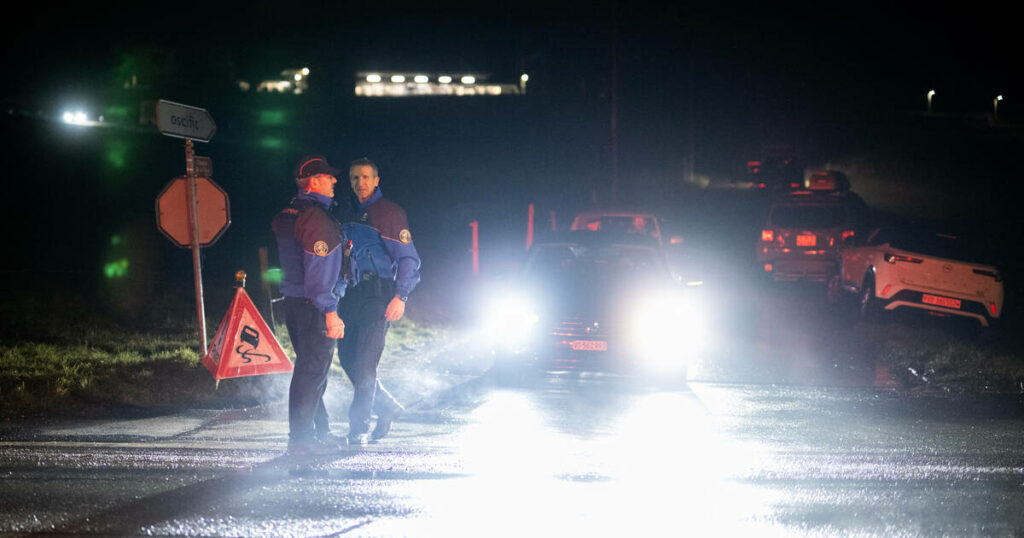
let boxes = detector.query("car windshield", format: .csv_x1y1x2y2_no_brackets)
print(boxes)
770,204,847,228
525,244,666,283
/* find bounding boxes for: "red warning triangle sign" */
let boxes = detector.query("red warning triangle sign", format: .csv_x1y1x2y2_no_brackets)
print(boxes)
202,287,293,382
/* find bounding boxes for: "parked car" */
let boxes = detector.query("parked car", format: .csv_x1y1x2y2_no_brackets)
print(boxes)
570,210,671,246
756,188,867,281
806,170,851,192
478,230,702,380
828,225,1003,326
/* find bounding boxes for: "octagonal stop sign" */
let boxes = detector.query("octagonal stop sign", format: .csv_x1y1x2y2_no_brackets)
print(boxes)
156,176,230,248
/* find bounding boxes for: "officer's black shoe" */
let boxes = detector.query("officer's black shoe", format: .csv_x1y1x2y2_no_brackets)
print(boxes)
347,432,369,446
371,403,404,442
286,439,340,458
314,432,348,451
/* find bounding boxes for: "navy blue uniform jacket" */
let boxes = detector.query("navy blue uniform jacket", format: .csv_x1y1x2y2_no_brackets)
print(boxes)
272,191,344,314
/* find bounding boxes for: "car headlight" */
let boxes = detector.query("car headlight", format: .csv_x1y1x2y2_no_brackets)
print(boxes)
628,290,704,372
480,291,542,352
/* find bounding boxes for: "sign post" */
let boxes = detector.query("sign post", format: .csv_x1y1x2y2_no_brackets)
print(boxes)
156,100,219,353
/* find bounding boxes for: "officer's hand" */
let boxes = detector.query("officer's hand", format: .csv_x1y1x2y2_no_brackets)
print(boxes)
325,311,345,339
384,296,406,322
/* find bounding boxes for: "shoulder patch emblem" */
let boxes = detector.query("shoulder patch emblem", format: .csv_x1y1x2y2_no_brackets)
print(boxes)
313,241,329,256
399,229,412,244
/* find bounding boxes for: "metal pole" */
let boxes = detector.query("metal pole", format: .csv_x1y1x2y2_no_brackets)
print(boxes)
185,139,208,353
609,0,619,206
526,204,535,250
469,221,479,276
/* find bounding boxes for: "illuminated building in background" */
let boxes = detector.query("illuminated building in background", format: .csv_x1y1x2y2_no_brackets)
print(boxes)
354,72,522,97
239,67,311,95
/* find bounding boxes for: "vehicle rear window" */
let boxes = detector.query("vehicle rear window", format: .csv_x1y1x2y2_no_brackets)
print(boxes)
769,205,848,228
887,230,991,263
577,216,656,236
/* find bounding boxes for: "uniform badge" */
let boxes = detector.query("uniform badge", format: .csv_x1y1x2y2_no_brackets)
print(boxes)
313,241,329,256
399,229,412,244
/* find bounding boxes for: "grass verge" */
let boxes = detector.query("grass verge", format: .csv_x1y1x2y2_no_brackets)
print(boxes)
0,289,456,419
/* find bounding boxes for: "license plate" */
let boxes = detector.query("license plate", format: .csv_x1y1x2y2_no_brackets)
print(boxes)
796,234,816,247
922,294,961,309
569,340,607,351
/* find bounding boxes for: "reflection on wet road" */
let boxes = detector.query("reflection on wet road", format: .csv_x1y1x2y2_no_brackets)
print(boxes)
3,376,1023,536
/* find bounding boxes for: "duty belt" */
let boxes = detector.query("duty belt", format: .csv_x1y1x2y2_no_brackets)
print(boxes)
361,272,379,281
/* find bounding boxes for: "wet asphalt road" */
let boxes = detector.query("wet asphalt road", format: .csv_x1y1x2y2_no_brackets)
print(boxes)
2,373,1024,537
3,274,1023,536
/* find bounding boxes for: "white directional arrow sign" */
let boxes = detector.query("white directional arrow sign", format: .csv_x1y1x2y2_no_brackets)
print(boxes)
156,100,216,142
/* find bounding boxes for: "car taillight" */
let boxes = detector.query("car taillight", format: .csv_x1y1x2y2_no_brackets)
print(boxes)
756,182,766,189
842,230,855,241
884,252,923,264
764,263,773,272
880,284,891,297
973,268,1002,282
990,303,997,316
761,230,774,242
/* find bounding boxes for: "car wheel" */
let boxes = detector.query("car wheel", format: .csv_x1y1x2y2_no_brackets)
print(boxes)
859,274,881,320
826,273,843,305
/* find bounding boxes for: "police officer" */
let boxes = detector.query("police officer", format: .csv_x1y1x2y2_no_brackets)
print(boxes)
271,155,346,456
331,157,421,445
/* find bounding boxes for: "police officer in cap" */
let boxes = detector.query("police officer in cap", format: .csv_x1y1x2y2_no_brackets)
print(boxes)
331,157,420,445
271,155,346,456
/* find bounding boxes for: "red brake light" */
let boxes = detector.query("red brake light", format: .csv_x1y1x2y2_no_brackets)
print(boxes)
756,182,766,189
990,303,997,316
884,252,923,264
761,230,774,242
881,284,891,297
842,230,855,241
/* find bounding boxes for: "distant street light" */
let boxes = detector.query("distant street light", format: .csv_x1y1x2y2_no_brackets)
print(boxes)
994,95,1004,121
927,90,936,113
520,73,529,94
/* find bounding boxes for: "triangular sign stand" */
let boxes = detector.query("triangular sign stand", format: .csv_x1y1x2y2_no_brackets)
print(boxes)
203,287,293,387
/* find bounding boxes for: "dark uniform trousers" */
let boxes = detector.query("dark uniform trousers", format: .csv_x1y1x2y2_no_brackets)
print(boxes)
284,297,335,442
329,276,403,435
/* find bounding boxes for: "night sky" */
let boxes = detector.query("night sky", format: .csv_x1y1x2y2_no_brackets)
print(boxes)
7,4,1020,111
2,2,1022,317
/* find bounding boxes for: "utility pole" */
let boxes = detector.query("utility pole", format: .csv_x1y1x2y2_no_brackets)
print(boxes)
609,0,619,206
686,41,696,186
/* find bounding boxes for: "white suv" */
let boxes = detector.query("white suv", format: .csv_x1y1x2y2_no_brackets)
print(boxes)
829,226,1003,326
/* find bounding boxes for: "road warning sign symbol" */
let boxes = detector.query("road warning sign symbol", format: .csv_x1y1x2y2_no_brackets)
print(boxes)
203,287,292,383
